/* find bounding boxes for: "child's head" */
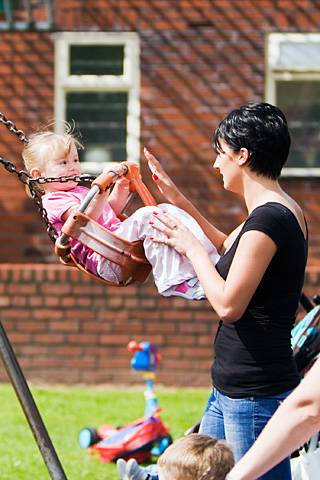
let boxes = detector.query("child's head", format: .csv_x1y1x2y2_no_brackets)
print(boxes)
22,130,83,191
157,433,234,480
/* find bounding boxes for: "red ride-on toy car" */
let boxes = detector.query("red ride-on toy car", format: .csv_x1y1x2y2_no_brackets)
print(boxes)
79,341,172,463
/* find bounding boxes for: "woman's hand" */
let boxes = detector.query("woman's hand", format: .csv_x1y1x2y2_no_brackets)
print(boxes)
145,147,227,252
150,211,202,258
144,147,181,205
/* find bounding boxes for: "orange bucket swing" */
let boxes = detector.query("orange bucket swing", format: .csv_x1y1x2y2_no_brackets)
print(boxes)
54,161,157,287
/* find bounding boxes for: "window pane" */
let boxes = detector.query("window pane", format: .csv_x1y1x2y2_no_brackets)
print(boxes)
70,45,124,75
279,43,320,69
277,81,320,168
66,91,127,164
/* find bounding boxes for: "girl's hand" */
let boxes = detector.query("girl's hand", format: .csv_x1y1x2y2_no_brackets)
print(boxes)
108,177,131,215
114,176,130,190
144,147,181,204
103,162,127,177
150,211,202,258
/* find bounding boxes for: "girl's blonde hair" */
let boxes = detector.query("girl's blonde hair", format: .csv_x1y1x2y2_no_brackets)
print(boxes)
157,434,234,480
22,129,83,175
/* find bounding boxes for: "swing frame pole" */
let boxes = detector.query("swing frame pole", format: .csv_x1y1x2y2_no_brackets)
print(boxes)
0,319,68,480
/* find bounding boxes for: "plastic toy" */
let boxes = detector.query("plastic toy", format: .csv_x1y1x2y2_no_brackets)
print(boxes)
128,340,160,418
79,340,172,463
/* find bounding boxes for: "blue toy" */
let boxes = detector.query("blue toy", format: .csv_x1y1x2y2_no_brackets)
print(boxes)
127,340,160,418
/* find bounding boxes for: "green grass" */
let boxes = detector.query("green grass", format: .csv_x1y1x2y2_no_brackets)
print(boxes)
0,384,208,479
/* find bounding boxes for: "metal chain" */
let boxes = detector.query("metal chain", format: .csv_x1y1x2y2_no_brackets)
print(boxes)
0,112,97,243
0,112,29,145
0,155,57,241
0,155,98,242
0,156,30,184
0,156,95,242
36,174,96,185
29,181,60,243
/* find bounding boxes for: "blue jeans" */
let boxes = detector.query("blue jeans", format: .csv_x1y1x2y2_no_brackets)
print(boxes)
199,387,292,480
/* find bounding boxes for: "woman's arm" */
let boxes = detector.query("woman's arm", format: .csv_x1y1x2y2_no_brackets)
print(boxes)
151,212,276,322
144,148,227,253
188,230,276,321
228,358,320,480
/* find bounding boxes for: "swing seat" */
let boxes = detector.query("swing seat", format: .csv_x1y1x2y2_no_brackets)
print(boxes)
58,212,152,285
54,161,157,286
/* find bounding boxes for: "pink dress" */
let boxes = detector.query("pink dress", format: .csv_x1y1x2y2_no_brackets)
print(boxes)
43,186,220,299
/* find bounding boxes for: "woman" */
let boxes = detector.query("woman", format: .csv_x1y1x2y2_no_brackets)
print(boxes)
145,102,308,480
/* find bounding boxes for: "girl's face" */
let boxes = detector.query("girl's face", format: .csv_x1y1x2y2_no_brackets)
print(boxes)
41,142,82,191
213,138,244,193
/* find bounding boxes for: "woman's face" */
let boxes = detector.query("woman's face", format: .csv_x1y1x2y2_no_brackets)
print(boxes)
213,138,242,193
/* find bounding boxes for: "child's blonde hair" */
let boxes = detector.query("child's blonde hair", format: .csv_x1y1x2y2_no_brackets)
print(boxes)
157,433,234,480
22,130,83,175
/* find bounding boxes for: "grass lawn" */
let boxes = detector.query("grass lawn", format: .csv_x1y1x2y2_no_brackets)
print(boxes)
0,384,209,480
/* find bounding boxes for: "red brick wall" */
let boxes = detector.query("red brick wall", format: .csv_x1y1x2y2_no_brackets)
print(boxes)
0,264,319,386
0,264,219,386
1,1,320,265
0,1,320,386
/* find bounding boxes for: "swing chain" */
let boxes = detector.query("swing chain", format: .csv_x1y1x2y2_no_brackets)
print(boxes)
0,155,59,242
29,181,59,243
0,112,96,184
0,155,31,185
29,175,97,243
0,111,96,243
27,174,97,243
0,155,96,243
0,113,29,145
36,173,96,185
0,112,113,245
0,155,96,188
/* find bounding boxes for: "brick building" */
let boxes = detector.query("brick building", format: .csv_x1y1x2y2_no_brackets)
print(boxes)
0,0,320,386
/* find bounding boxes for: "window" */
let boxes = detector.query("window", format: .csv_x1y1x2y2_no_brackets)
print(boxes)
266,33,320,177
54,32,140,174
0,0,54,31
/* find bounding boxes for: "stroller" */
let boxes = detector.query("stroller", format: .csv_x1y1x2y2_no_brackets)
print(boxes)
290,293,320,478
292,293,320,374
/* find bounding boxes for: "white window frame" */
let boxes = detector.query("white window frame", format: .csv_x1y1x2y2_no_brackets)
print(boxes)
54,32,140,174
266,33,320,177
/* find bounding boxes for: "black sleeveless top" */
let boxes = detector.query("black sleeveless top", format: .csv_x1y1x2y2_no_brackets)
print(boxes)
212,202,308,398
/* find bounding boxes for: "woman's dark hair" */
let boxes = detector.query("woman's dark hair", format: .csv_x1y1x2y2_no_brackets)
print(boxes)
213,102,291,179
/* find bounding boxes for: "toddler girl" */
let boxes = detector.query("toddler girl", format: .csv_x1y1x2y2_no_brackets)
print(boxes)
22,131,219,300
